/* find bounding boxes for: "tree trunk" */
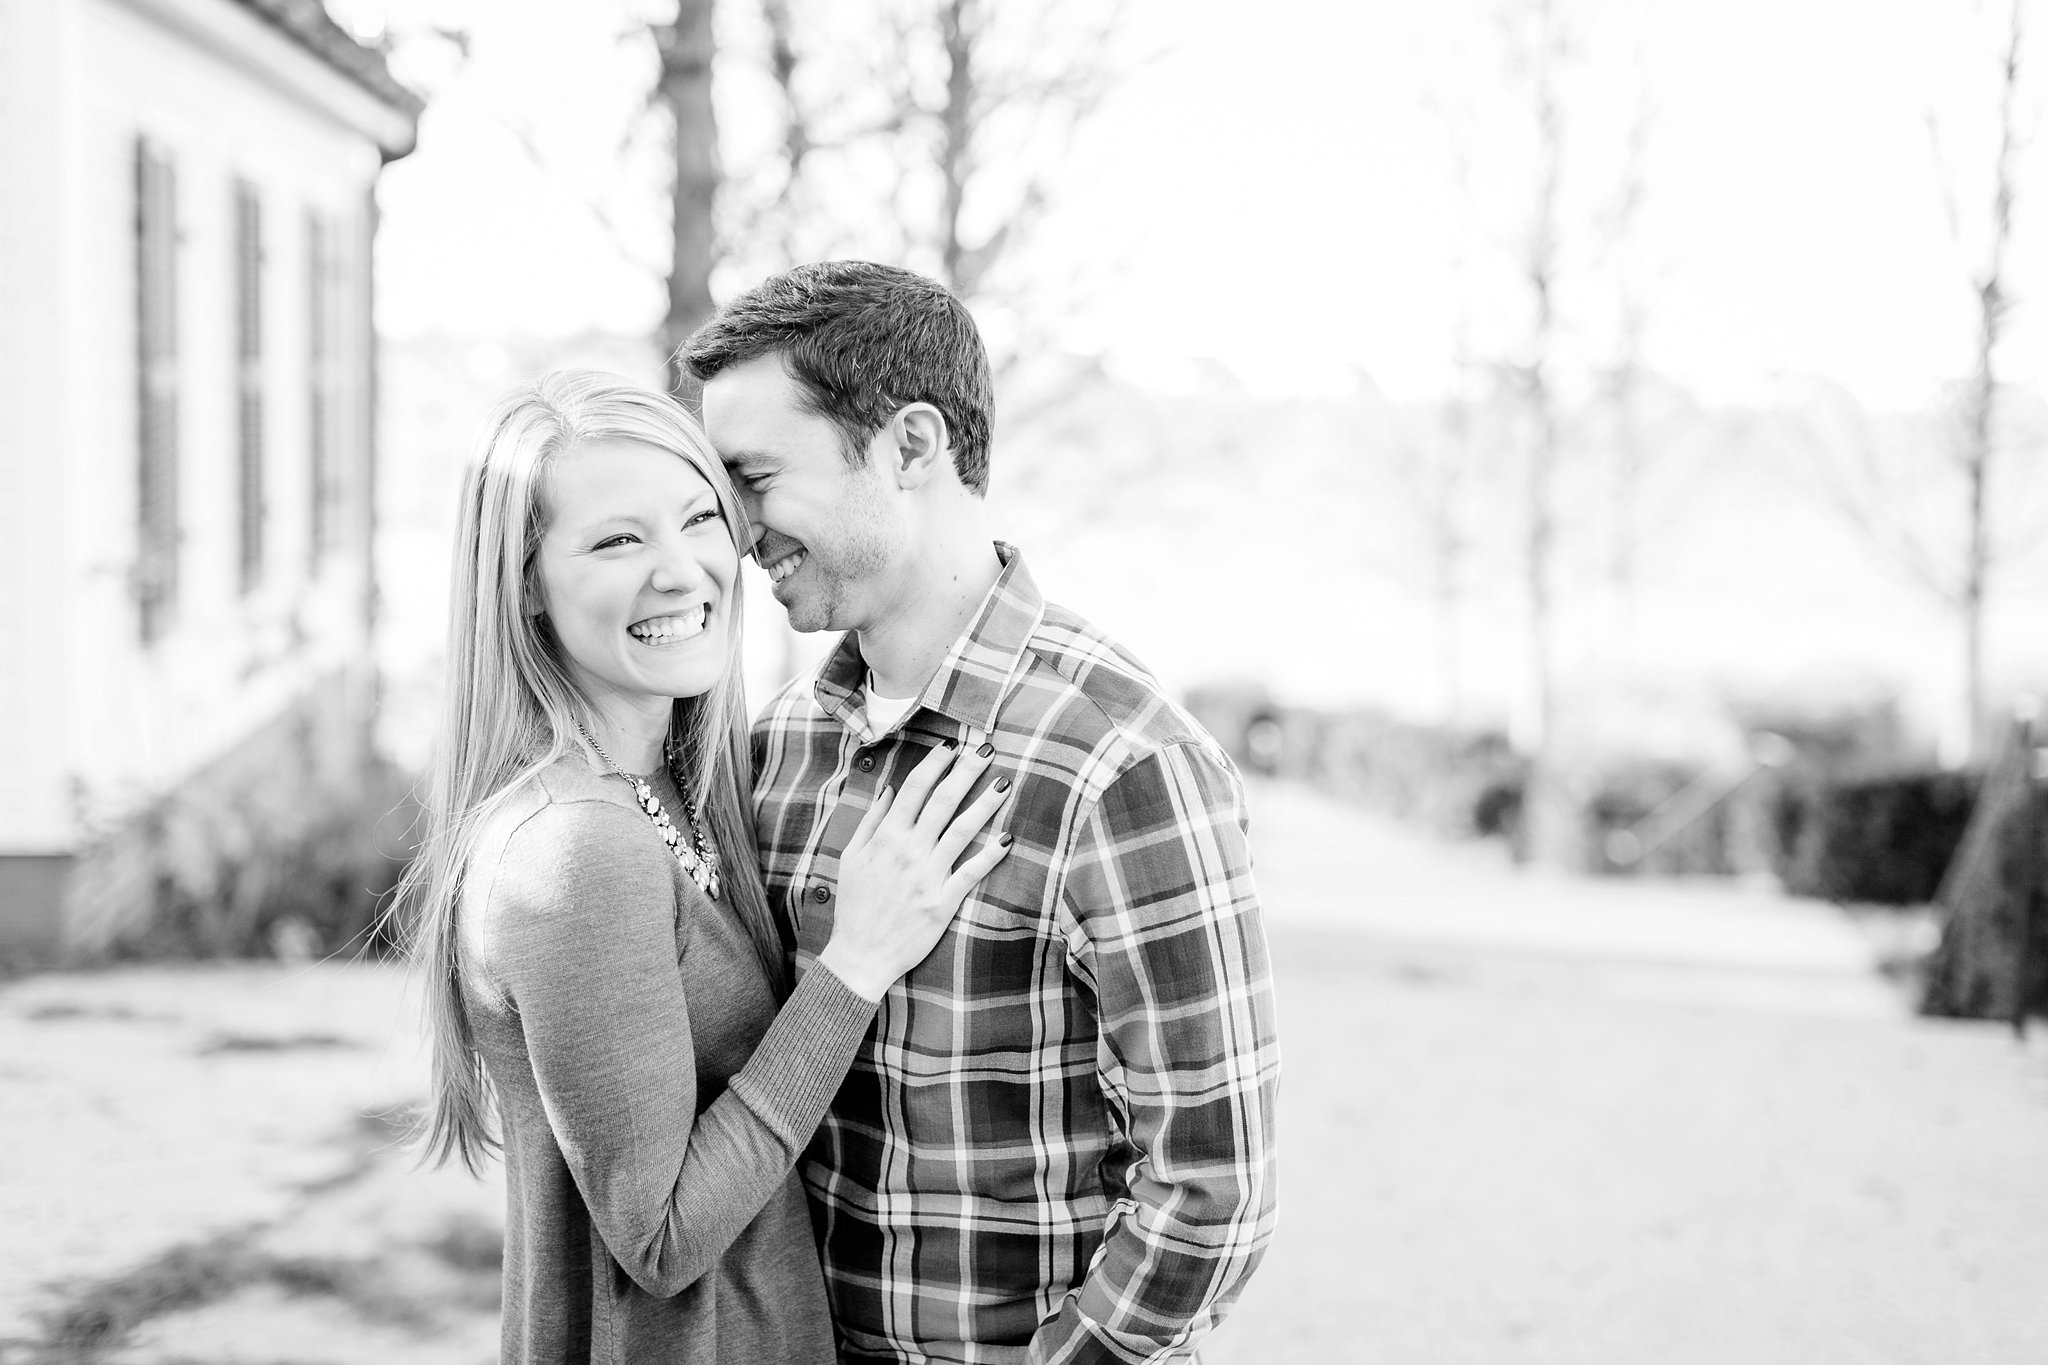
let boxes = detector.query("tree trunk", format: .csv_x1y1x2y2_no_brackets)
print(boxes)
1955,0,2021,764
657,0,720,403
1959,276,1999,767
936,0,978,294
1510,0,1568,866
1515,0,1563,767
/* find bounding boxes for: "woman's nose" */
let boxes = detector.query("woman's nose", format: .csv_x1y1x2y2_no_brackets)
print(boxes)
648,538,709,594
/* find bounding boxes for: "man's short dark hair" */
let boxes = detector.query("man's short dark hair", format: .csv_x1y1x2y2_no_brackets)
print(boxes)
681,261,995,496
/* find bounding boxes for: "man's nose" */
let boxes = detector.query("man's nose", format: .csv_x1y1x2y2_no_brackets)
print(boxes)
735,489,766,554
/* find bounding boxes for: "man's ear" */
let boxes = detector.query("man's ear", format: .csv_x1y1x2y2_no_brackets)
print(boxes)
888,403,951,488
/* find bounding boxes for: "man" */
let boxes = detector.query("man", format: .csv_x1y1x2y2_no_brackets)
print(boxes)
686,261,1279,1365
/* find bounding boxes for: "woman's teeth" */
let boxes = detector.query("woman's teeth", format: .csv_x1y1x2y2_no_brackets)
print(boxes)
629,604,710,644
769,550,805,584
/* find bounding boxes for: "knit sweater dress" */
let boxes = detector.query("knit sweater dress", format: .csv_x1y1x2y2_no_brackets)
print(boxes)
458,757,876,1364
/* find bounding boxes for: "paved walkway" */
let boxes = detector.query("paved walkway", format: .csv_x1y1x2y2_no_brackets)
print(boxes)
1201,782,2048,1364
1,782,2044,1363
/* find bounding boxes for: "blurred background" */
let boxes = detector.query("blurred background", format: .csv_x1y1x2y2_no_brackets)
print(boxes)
3,0,2048,1361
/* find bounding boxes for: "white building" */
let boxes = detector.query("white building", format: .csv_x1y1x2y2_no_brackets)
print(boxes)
0,0,419,958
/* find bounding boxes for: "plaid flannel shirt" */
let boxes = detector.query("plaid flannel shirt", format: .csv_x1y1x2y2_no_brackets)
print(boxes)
751,545,1280,1365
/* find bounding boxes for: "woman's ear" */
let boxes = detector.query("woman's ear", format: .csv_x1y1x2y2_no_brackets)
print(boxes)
890,403,951,488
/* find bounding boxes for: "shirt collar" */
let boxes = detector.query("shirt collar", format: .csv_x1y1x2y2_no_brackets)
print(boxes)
812,542,1043,740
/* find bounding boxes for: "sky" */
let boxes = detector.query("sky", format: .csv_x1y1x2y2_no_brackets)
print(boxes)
363,0,2047,410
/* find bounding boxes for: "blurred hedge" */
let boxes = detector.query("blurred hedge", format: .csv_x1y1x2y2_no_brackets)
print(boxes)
1181,683,2010,896
1580,760,1742,877
1767,769,1978,905
107,758,421,962
1187,684,1528,843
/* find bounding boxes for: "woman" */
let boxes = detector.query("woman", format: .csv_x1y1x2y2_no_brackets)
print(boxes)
399,370,1010,1363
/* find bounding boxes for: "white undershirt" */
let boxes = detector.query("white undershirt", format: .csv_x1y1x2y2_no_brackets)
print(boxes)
861,568,1006,738
863,672,921,734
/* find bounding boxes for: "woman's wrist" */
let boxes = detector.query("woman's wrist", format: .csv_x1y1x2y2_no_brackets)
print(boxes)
815,940,893,1004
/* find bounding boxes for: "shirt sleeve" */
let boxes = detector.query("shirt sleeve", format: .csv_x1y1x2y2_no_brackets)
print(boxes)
1032,741,1281,1364
483,798,877,1298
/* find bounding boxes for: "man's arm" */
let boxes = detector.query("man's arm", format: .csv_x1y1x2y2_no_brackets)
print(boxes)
1033,739,1281,1365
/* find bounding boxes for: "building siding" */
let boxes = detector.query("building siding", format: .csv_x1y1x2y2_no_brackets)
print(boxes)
0,0,410,957
0,0,75,861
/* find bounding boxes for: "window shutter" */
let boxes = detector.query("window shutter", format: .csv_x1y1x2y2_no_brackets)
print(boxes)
136,137,179,643
307,208,332,570
234,179,264,592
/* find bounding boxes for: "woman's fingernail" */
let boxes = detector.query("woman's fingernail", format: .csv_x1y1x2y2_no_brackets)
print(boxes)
977,741,995,758
995,775,1012,792
1000,832,1014,847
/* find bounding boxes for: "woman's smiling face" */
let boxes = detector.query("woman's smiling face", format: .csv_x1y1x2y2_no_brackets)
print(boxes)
534,439,739,716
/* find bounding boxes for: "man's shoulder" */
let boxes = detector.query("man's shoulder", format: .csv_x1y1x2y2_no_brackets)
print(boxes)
1013,599,1234,785
751,667,827,738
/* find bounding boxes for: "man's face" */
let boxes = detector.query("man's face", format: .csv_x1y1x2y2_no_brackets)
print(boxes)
701,354,903,633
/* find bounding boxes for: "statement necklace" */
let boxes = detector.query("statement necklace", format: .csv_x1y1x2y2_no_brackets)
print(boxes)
576,723,722,900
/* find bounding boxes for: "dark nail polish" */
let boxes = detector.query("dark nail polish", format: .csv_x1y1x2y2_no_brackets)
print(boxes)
942,739,957,751
999,832,1014,847
994,775,1011,792
977,742,995,758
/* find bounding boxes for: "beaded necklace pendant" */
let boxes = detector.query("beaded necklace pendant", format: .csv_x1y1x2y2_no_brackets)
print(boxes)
624,771,721,900
574,723,722,899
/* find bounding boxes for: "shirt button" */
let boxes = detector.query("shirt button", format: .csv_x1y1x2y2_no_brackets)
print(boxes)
812,885,831,903
858,753,876,772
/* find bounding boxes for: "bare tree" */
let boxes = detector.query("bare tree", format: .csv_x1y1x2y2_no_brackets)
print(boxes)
1352,384,1488,729
367,1,720,393
719,0,1127,372
1499,0,1571,766
1597,47,1654,673
1940,0,2027,760
654,0,721,397
1788,382,1964,595
1415,408,1478,729
1797,1,2035,765
366,0,1127,380
923,0,1116,303
753,0,815,262
1407,77,1489,727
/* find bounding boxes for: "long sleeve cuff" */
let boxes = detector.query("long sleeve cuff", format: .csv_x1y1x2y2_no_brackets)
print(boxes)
726,964,877,1149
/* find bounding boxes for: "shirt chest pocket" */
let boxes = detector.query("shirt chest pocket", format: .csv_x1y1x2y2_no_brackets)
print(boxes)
958,831,1053,928
920,852,1057,996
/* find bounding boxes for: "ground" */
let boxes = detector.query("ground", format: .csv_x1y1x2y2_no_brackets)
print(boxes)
2,781,2045,1364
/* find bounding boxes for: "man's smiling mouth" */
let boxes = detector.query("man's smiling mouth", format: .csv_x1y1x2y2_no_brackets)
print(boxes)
765,549,806,585
628,603,710,645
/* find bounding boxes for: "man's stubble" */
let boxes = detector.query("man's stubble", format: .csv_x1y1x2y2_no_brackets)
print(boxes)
786,459,903,635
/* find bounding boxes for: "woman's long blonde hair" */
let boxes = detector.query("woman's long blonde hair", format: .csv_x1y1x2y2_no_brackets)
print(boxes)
398,369,782,1174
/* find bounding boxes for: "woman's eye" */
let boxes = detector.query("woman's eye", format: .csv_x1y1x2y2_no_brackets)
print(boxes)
593,534,638,550
686,508,722,529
